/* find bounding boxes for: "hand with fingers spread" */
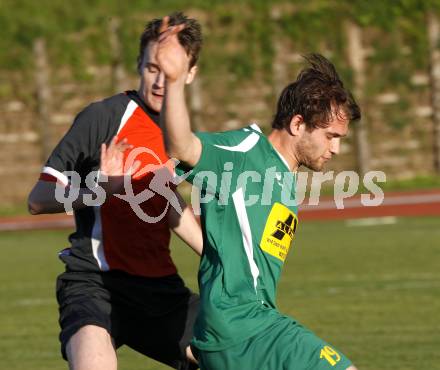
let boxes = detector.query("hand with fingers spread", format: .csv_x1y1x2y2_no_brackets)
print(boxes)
99,136,137,195
156,16,190,83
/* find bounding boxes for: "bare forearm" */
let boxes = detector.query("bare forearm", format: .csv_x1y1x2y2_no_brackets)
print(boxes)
162,79,201,167
168,191,203,256
28,184,69,214
28,180,106,215
171,207,203,256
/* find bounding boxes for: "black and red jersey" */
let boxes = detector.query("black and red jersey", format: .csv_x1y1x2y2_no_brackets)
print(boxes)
41,91,178,277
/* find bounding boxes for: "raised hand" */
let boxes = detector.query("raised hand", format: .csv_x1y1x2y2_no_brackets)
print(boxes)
156,16,189,82
100,136,139,195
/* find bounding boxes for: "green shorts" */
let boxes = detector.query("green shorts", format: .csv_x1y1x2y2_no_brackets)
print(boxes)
197,316,352,370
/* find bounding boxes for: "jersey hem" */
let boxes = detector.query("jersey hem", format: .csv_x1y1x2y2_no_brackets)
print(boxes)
192,315,282,352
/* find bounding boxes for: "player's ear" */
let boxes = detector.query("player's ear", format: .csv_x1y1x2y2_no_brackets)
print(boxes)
137,56,143,75
185,65,198,84
289,115,305,136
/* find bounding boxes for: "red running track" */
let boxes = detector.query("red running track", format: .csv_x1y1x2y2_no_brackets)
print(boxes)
299,188,440,220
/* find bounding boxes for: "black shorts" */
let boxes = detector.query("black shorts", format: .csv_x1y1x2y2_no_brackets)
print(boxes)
56,270,199,370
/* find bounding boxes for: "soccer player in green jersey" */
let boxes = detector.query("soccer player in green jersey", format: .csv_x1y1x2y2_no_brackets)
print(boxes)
157,18,361,370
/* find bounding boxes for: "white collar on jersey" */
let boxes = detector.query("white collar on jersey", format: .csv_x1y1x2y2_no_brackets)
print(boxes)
247,122,296,176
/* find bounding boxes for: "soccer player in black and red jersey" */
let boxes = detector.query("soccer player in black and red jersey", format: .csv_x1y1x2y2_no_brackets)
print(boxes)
28,12,202,370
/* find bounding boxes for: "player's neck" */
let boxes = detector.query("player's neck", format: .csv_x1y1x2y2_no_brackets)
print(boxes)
267,129,299,172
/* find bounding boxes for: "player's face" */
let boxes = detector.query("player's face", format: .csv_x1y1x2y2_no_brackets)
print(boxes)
138,41,197,113
296,111,349,171
138,41,166,113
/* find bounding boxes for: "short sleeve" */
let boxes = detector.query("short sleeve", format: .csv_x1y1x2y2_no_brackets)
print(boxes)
176,131,239,184
41,102,114,185
175,128,261,197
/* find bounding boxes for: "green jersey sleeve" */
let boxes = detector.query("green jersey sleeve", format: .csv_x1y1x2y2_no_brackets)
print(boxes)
175,128,262,196
176,131,237,177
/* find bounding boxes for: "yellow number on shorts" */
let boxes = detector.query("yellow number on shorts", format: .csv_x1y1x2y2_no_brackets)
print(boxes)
319,346,341,366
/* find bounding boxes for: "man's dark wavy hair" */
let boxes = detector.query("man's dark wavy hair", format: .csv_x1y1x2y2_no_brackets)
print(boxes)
137,11,202,70
272,54,361,130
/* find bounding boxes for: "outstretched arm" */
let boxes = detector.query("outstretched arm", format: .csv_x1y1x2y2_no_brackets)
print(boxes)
157,17,202,167
28,137,135,214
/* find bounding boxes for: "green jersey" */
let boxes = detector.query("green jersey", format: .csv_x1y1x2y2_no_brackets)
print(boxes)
178,124,299,351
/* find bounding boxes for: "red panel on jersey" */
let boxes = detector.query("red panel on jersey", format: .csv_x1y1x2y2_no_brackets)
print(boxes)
100,106,177,277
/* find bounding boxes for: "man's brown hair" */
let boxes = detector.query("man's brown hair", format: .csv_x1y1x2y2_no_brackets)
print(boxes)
137,12,202,70
272,54,361,130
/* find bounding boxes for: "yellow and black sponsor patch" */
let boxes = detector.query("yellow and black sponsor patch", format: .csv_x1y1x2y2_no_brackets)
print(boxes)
260,202,298,262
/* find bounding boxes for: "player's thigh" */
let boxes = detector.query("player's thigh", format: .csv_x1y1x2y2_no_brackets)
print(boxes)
66,325,117,370
122,292,200,369
198,327,280,370
199,317,353,370
275,318,353,370
56,274,119,360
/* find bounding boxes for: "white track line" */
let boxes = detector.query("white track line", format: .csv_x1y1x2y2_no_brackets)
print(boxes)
346,216,398,227
300,193,440,211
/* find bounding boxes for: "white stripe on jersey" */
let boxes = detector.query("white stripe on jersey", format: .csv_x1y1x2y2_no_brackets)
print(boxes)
250,123,262,132
41,166,69,186
117,100,138,134
273,149,290,170
91,206,109,270
214,132,260,152
232,187,260,292
91,99,137,270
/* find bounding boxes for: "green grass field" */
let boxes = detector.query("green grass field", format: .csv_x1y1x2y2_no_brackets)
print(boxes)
1,216,439,370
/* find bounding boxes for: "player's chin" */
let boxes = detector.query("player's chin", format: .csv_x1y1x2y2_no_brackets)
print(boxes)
148,97,162,113
305,160,324,172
